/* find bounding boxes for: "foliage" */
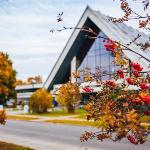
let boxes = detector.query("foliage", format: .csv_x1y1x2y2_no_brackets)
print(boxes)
29,89,52,113
27,75,42,84
15,79,24,86
80,1,150,144
81,84,150,144
51,0,150,145
57,82,81,113
111,0,150,30
0,141,33,150
0,110,6,125
16,75,42,86
0,52,16,105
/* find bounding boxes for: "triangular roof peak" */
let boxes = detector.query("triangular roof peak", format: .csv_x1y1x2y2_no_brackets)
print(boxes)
44,6,150,90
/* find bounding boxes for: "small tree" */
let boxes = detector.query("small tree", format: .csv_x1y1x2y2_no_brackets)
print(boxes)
57,82,81,113
29,89,52,113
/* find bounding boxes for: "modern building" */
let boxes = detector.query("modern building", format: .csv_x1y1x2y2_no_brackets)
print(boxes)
43,6,150,94
16,83,42,103
15,6,150,103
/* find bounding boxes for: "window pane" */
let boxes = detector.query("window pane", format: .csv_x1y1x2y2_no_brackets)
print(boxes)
87,49,95,57
87,56,95,71
77,31,121,82
96,55,100,66
101,54,110,67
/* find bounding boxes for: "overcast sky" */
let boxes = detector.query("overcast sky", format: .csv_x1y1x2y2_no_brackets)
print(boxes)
0,0,147,81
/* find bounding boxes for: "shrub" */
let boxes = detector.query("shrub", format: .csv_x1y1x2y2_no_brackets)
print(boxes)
29,89,52,113
57,82,81,113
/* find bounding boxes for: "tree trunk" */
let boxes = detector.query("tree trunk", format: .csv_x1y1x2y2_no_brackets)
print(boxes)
67,103,75,113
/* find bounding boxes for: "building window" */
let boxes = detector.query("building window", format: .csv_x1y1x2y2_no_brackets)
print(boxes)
77,31,119,81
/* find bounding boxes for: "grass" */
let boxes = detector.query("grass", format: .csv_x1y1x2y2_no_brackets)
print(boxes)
0,141,33,150
75,114,150,122
46,119,150,128
28,108,86,117
140,115,150,123
8,108,150,128
74,114,86,119
7,115,38,121
12,107,19,111
45,119,95,127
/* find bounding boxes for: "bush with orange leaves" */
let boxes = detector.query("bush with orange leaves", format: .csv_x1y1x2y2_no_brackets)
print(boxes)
79,40,150,145
78,43,150,144
50,0,150,145
29,89,53,113
57,82,81,113
79,0,150,144
80,62,150,144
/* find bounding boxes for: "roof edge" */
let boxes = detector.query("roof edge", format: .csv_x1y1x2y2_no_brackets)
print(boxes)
43,6,95,90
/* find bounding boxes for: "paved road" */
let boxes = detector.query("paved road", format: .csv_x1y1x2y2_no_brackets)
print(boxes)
0,120,149,150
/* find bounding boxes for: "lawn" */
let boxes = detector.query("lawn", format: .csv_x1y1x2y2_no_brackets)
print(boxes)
74,113,150,123
28,108,86,117
0,141,33,150
45,119,150,128
45,119,95,127
7,115,38,121
73,113,86,119
140,115,150,123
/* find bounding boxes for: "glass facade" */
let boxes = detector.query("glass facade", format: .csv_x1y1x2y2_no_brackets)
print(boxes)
77,32,119,81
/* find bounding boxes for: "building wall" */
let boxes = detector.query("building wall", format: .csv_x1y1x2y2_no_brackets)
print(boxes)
16,83,43,104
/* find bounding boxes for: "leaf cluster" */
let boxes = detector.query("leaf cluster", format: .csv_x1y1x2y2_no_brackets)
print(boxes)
29,89,53,113
57,82,81,112
0,52,16,104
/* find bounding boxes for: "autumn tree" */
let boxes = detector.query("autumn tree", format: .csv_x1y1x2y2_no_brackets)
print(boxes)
0,52,16,105
57,82,81,113
15,79,24,86
27,75,42,84
80,0,150,144
16,75,43,86
51,0,150,145
29,89,53,113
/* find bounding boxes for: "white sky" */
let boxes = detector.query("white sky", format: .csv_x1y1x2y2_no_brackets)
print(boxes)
0,0,149,81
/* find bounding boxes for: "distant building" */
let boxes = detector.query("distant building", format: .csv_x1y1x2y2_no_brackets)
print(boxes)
16,83,42,103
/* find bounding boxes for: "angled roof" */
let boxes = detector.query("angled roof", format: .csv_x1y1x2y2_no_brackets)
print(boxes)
44,6,150,90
